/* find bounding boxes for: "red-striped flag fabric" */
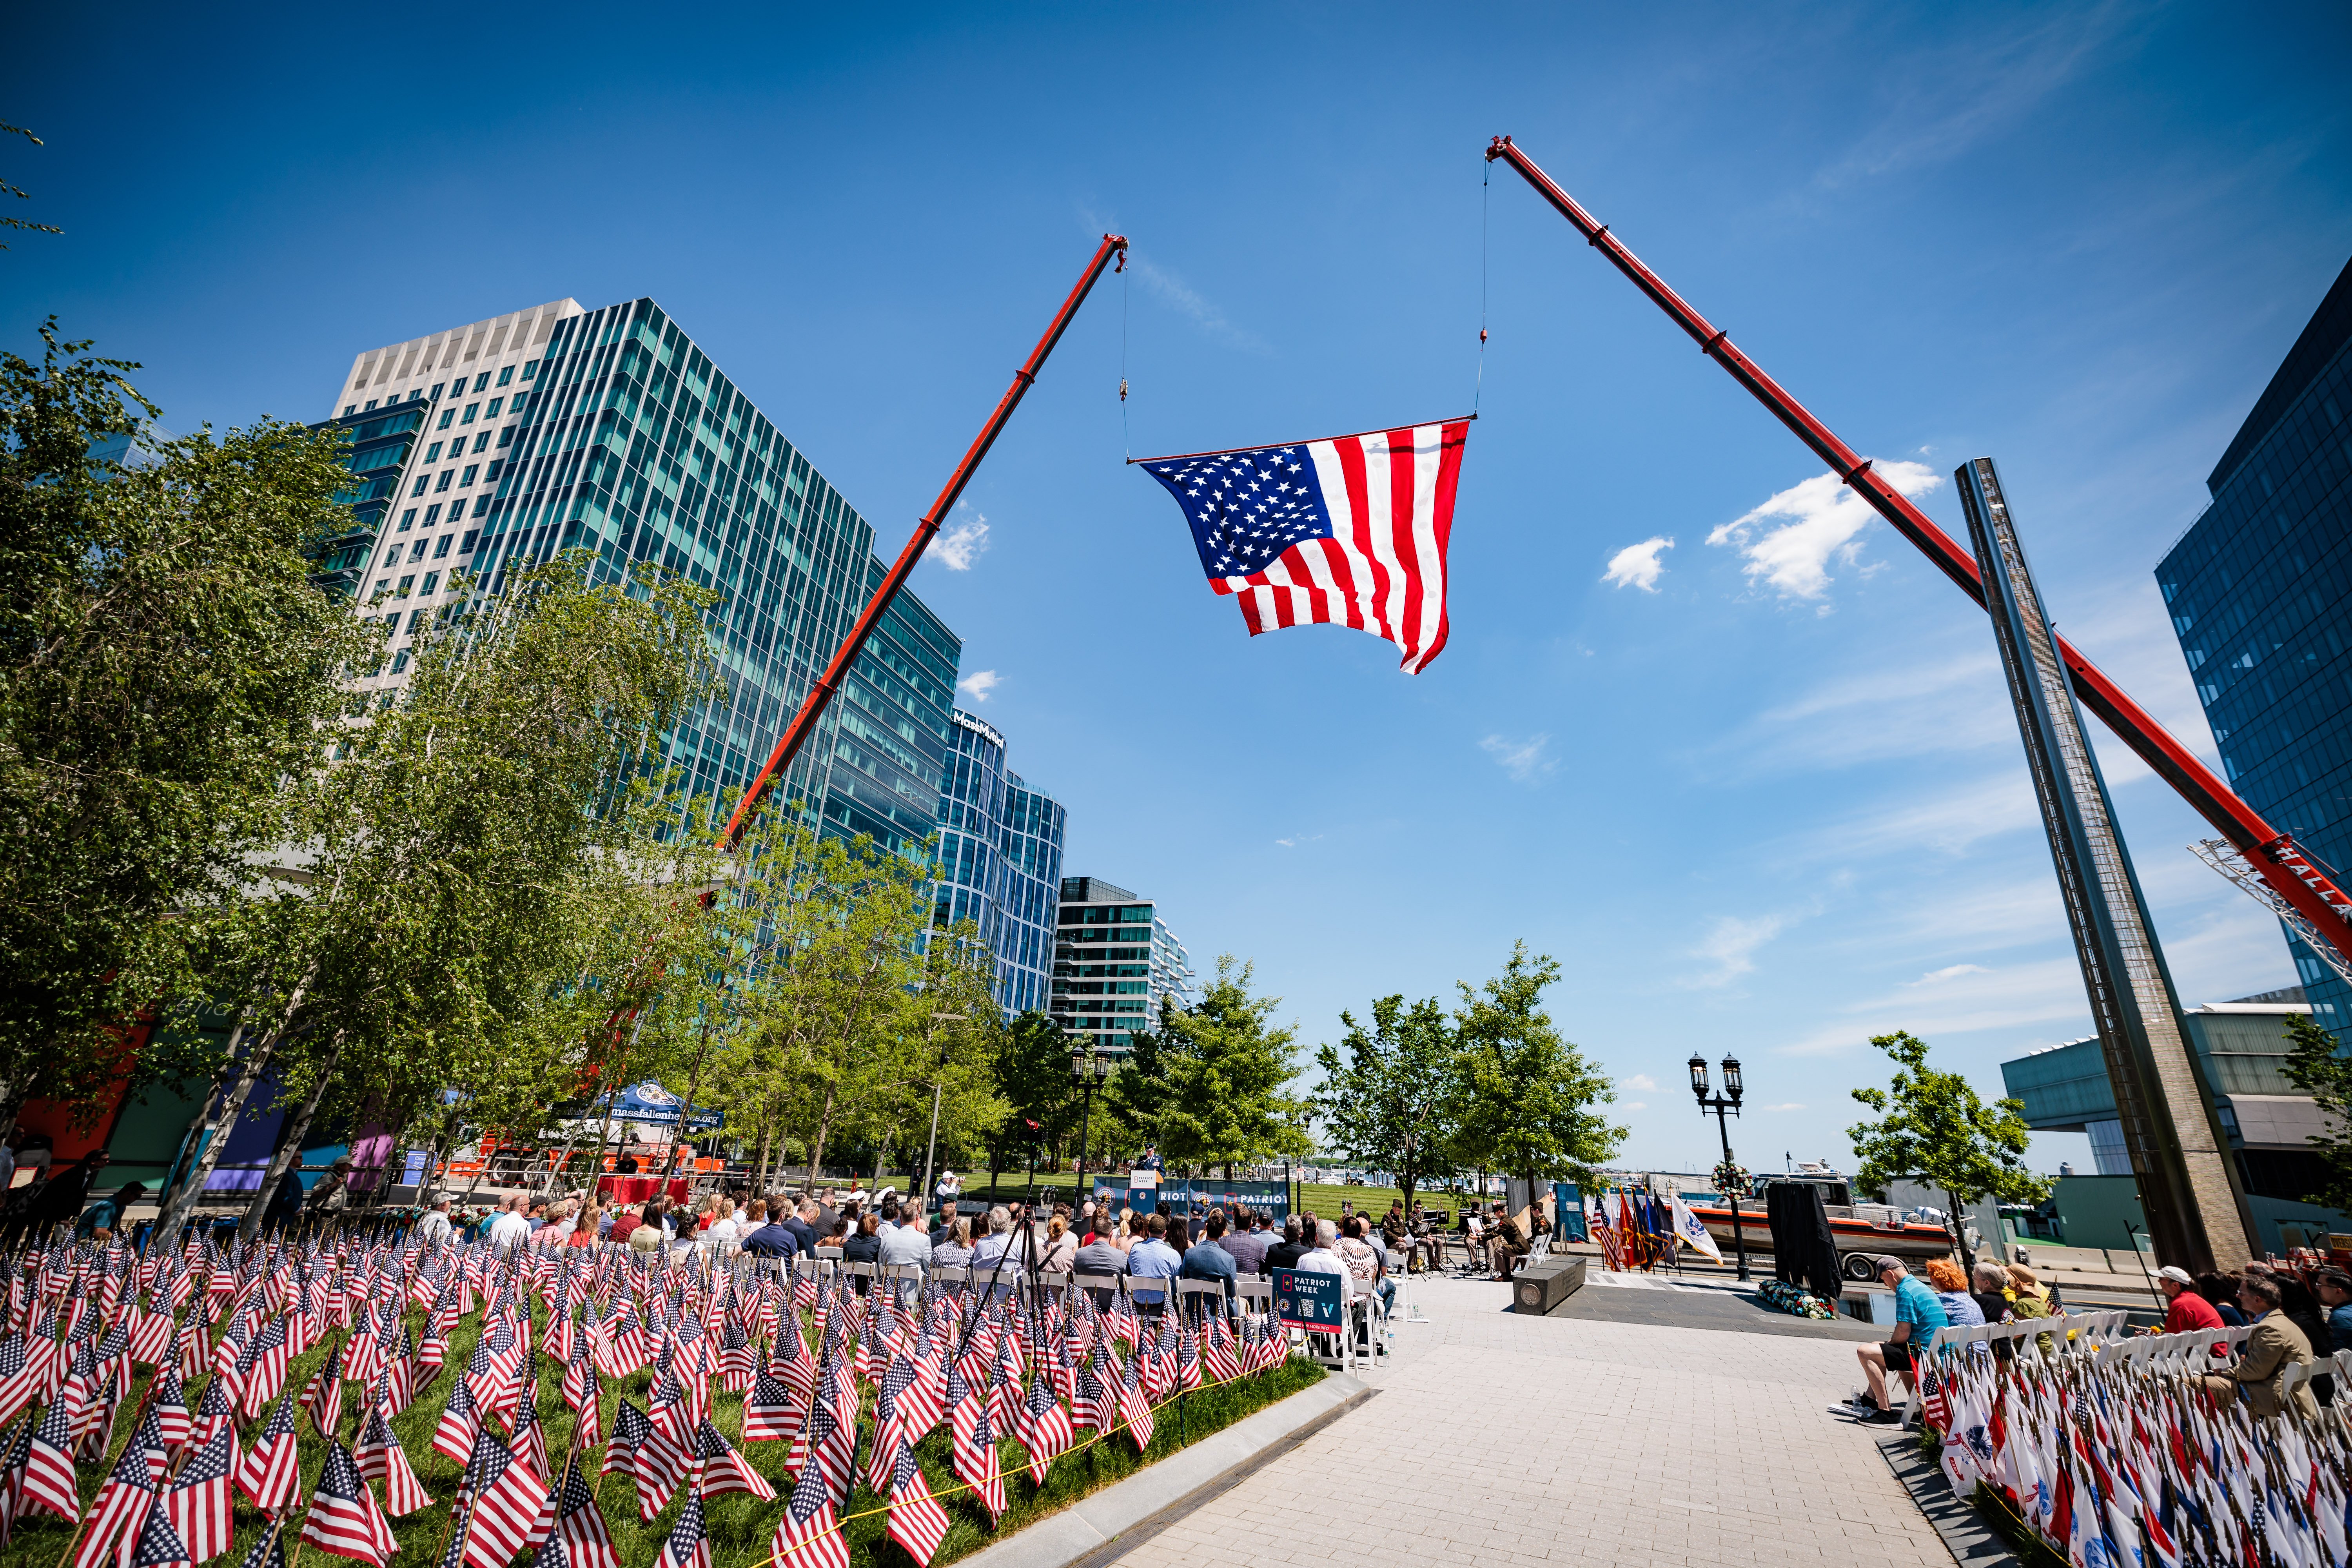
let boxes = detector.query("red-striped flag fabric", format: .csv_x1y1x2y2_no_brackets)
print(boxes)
653,1471,710,1568
767,1458,848,1568
884,1437,949,1568
457,1428,548,1568
163,1425,237,1563
1140,419,1470,672
1020,1374,1071,1488
354,1405,432,1519
300,1441,396,1568
19,1394,82,1523
235,1398,301,1514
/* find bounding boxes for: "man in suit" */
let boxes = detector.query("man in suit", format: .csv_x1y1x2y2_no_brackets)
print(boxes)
2203,1272,2320,1419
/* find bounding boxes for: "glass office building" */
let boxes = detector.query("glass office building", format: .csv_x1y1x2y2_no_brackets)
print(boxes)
2157,256,2352,1042
316,297,960,857
933,710,1067,1016
1052,876,1199,1054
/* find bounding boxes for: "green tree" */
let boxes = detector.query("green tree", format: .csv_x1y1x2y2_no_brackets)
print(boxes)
160,549,720,1236
1846,1029,2048,1270
1118,956,1310,1178
992,1009,1079,1181
0,326,372,1124
1311,994,1459,1219
1446,942,1624,1201
2278,1013,2352,1211
2,123,62,247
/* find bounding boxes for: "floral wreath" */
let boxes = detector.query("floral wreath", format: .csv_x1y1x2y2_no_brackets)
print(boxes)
1712,1159,1749,1199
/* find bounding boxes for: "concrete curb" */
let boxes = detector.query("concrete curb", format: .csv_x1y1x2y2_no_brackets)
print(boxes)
1875,1433,2021,1568
951,1370,1375,1568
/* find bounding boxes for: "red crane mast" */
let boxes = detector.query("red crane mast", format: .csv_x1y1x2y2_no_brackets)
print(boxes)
722,234,1129,846
1484,135,2352,973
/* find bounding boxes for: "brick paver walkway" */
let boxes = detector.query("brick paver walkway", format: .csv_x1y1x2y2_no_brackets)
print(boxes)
1113,1272,1949,1568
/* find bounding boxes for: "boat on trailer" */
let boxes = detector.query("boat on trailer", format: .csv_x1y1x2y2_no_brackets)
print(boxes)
1681,1172,1958,1279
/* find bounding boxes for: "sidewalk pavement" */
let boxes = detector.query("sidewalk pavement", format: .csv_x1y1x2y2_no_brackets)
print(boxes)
1109,1270,1949,1568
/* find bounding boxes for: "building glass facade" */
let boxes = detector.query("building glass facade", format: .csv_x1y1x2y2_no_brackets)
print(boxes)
932,710,1067,1016
2157,256,2352,1042
316,296,960,858
1052,876,1199,1054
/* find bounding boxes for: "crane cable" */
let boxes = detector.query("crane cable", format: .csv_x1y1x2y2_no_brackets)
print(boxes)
1474,157,1490,417
1120,249,1132,461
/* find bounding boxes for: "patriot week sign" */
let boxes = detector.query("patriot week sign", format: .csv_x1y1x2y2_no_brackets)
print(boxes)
1271,1267,1344,1332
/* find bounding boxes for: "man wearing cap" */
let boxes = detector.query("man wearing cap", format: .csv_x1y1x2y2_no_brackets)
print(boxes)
1837,1257,1947,1425
2149,1264,2225,1335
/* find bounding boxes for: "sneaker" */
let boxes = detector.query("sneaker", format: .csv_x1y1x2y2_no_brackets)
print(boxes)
1857,1406,1905,1425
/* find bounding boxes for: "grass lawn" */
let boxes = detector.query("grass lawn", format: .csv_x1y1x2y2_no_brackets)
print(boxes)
0,1296,1322,1568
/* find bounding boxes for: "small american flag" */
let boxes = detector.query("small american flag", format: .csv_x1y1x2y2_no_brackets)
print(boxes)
20,1394,83,1524
1020,1372,1071,1488
164,1426,237,1563
767,1457,848,1568
129,1491,194,1568
1139,419,1470,673
883,1437,949,1568
546,1461,618,1568
235,1398,301,1514
354,1404,432,1519
299,1441,396,1568
457,1428,548,1568
653,1470,710,1568
693,1419,774,1502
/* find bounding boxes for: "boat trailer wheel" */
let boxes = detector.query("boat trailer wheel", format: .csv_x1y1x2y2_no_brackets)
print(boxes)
1842,1252,1880,1281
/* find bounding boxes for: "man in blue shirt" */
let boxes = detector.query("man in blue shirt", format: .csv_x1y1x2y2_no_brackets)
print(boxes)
1838,1257,1948,1425
1126,1212,1183,1312
742,1210,799,1260
1180,1210,1241,1302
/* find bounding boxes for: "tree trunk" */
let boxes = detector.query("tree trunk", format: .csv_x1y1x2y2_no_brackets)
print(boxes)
154,1009,283,1241
1945,1185,1976,1273
236,1036,341,1241
660,1016,716,1182
804,1085,838,1195
753,1124,772,1194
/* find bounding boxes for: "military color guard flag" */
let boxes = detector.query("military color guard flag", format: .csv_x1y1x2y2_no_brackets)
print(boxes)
1138,418,1468,673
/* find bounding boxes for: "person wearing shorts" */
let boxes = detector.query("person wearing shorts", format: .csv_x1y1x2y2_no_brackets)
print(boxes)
1836,1257,1947,1424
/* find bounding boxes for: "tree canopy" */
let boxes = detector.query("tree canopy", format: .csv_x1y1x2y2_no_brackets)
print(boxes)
0,325,372,1120
1118,957,1310,1177
1846,1028,2047,1269
1444,942,1624,1194
2278,1012,2352,1212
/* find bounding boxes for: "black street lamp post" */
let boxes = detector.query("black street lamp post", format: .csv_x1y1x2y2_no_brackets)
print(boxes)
1688,1052,1751,1282
1069,1045,1112,1205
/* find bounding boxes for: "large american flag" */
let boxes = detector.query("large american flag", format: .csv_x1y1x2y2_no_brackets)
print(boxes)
1139,419,1470,673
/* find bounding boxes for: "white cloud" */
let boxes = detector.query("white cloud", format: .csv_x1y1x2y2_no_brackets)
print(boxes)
955,670,999,704
1132,258,1267,353
1906,963,1990,986
1686,914,1787,988
1706,461,1941,602
1274,833,1325,849
934,508,990,571
1620,1073,1659,1092
1622,1102,1648,1112
1479,733,1555,784
1602,536,1674,592
1758,1103,1807,1112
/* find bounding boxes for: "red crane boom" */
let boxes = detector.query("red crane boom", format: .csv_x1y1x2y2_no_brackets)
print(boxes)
1484,135,2352,970
723,234,1128,846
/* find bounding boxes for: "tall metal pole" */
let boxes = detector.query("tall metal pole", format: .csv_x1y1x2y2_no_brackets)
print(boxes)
1713,1104,1751,1283
1480,136,2352,967
724,234,1129,845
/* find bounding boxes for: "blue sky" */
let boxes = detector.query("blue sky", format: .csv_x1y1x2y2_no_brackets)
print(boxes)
8,5,2350,1177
